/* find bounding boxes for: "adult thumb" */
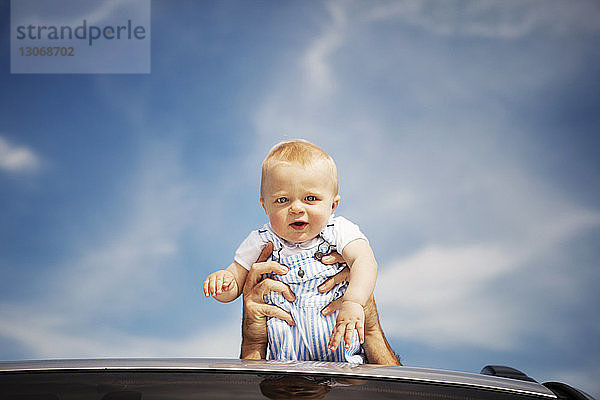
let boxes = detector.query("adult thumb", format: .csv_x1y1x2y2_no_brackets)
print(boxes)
257,242,274,263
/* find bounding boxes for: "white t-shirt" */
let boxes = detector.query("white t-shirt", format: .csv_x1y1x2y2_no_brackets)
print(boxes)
234,215,367,270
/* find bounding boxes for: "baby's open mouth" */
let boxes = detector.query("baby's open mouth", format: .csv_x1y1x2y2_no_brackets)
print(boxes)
290,221,308,230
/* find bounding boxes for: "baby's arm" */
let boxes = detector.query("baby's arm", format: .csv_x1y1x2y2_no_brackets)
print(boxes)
328,238,378,351
204,261,248,303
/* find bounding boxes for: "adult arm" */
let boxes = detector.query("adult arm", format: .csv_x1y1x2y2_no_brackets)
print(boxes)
362,295,401,365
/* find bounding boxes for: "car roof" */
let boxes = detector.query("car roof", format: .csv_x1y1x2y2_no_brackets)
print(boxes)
0,358,556,398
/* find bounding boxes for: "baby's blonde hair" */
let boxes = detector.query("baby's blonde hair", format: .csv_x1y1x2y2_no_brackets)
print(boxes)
261,139,339,196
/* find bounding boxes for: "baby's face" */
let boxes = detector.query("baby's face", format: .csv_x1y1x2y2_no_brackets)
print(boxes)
261,161,339,243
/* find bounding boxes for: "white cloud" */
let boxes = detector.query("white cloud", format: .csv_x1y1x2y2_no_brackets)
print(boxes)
302,2,346,96
0,305,241,358
376,206,600,350
377,244,518,349
366,0,600,38
50,143,197,317
0,136,40,173
253,2,349,145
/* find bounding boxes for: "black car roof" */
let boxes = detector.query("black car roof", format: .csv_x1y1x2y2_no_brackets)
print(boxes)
0,358,556,398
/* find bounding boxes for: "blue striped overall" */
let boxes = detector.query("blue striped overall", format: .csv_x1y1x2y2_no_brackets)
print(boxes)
258,225,363,363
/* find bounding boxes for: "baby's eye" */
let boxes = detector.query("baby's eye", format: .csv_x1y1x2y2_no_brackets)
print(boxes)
276,197,288,204
305,195,318,202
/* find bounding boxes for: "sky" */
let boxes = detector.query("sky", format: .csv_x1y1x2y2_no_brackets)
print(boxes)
1,0,600,397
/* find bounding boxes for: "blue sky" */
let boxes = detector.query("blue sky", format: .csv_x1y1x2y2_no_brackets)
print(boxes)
1,0,599,397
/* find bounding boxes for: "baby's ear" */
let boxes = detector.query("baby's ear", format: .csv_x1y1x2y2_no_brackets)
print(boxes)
331,195,340,212
260,197,267,213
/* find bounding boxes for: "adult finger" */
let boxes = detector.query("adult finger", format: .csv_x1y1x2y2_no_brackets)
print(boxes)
318,266,350,293
253,279,296,303
321,297,343,316
245,260,289,291
318,276,336,294
244,241,291,290
257,241,274,263
258,303,295,326
320,251,345,265
246,241,275,287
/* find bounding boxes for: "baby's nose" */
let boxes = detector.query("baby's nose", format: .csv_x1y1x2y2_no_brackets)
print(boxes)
289,200,304,213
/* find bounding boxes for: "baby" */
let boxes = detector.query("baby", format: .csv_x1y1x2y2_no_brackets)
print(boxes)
204,139,378,363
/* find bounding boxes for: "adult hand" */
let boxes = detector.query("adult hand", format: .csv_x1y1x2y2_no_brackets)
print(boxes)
317,252,349,316
317,251,401,365
240,242,296,359
316,252,373,323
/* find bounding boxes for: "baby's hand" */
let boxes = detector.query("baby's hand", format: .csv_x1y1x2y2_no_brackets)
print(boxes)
328,300,365,351
204,269,236,298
